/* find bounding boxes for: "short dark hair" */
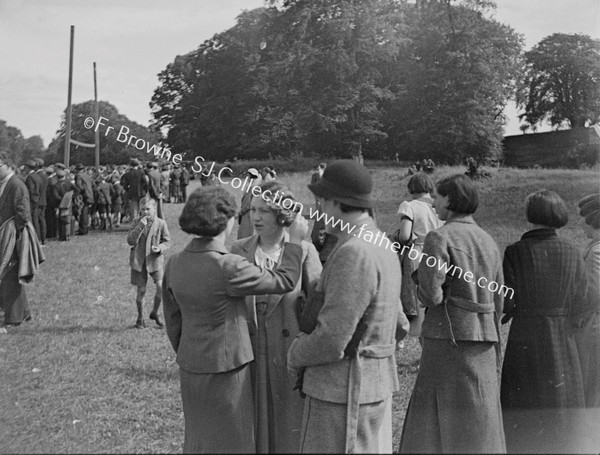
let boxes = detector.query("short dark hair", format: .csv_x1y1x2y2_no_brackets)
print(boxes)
179,187,237,237
408,173,434,194
0,152,15,169
525,189,568,228
436,174,479,214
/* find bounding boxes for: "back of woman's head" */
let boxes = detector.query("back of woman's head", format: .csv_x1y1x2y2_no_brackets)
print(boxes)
525,189,568,228
179,186,237,237
408,172,434,195
436,174,479,214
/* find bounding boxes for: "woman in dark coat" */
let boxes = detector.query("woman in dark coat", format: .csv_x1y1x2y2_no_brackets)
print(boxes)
162,186,308,454
501,189,595,453
400,174,506,454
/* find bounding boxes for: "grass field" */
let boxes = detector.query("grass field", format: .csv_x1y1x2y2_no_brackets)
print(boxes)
1,165,598,453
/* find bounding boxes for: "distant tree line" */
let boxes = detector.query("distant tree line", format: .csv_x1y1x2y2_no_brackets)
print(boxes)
47,100,163,165
0,119,45,165
150,0,524,163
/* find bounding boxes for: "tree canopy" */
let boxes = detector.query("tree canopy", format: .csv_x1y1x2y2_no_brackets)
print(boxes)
150,0,523,163
0,119,45,165
47,101,162,165
517,33,600,131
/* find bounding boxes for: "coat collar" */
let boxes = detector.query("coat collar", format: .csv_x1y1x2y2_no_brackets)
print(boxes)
444,214,476,225
236,232,289,257
184,236,229,254
521,227,557,240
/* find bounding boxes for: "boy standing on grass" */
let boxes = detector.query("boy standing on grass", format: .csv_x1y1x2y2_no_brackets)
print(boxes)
127,197,171,329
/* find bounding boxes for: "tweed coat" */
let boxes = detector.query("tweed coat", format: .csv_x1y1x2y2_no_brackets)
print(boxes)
400,214,506,454
501,228,592,409
500,228,596,452
231,234,322,453
417,215,504,342
127,216,171,274
287,216,403,404
162,237,304,374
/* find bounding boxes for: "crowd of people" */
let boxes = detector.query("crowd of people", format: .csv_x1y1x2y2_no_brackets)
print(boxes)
160,159,598,454
6,157,198,243
0,151,598,453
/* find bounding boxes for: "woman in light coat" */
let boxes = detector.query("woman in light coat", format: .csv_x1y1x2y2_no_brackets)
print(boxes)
231,181,322,454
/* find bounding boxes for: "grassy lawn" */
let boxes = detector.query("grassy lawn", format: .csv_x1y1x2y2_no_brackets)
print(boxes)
1,166,598,453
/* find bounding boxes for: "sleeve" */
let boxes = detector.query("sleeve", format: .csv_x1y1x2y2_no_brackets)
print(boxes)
396,301,410,342
502,246,517,314
157,221,171,253
571,252,599,320
162,260,182,353
397,200,414,220
14,180,31,230
288,244,377,369
416,230,449,307
224,243,303,297
127,218,145,246
296,243,324,332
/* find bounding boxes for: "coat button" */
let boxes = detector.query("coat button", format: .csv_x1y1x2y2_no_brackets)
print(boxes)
282,329,290,337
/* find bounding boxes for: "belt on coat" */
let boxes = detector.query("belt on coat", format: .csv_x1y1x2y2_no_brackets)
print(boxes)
345,342,396,454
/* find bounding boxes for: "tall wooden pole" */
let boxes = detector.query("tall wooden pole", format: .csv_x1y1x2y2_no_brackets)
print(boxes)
64,25,74,167
94,62,100,171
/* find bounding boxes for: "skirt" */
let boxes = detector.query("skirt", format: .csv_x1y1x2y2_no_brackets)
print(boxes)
299,395,391,454
399,338,505,454
179,364,255,454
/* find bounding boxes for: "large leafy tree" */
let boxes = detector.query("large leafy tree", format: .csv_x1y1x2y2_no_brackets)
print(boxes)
518,33,600,130
48,101,162,165
0,119,45,165
151,0,523,163
384,0,523,162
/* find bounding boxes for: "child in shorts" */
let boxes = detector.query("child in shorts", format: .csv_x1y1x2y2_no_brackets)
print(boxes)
127,197,171,328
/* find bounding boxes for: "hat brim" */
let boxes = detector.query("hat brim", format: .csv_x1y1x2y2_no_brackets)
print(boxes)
308,179,372,209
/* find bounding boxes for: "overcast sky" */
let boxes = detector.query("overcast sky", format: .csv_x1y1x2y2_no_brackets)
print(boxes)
0,0,598,146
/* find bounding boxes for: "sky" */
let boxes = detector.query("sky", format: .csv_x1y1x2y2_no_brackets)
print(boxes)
0,0,598,147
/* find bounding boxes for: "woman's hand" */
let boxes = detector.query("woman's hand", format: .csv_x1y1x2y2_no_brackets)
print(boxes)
288,212,309,244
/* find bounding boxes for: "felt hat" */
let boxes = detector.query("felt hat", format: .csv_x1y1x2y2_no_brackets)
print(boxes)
25,159,37,168
246,168,260,178
56,169,66,178
130,158,140,166
308,159,372,208
54,162,66,170
35,158,45,167
45,166,54,174
579,193,600,229
75,163,85,171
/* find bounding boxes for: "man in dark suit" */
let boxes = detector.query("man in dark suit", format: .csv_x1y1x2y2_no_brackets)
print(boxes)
121,159,147,221
24,159,43,241
179,165,190,203
45,165,59,239
35,158,48,244
74,164,94,235
145,162,163,219
0,152,32,327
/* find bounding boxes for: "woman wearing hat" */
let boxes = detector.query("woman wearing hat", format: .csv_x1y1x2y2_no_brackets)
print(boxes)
400,174,505,454
162,186,308,454
576,194,600,409
500,190,595,453
231,181,322,453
